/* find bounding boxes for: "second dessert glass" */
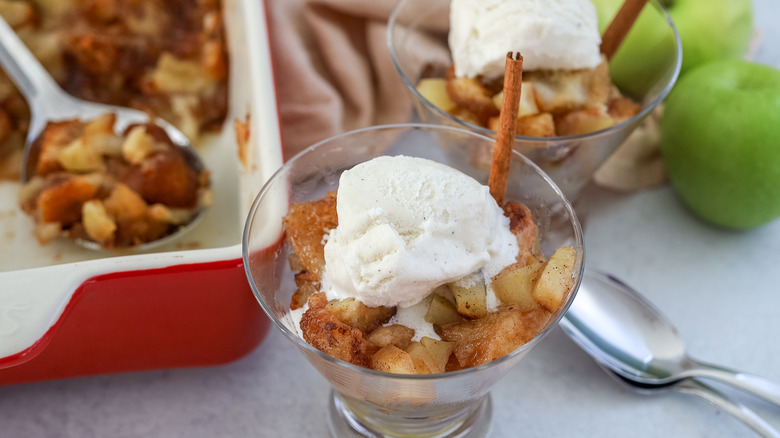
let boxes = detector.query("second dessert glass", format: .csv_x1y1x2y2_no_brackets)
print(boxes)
243,123,584,437
387,0,682,200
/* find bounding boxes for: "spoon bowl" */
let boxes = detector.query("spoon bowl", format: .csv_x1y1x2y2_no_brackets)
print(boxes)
20,95,199,184
561,270,780,407
0,16,208,251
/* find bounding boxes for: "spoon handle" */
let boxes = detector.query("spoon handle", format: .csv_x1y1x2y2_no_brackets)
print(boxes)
687,358,780,408
677,379,780,438
0,16,63,105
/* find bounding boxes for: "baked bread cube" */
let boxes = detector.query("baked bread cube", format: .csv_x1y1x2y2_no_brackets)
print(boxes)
366,325,415,350
283,191,338,277
371,345,416,374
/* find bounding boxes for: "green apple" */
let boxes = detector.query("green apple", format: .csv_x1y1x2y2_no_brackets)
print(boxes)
664,0,753,75
592,0,753,95
659,60,780,229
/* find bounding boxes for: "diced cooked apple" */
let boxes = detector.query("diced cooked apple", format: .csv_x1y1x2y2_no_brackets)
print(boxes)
371,345,416,374
527,72,586,114
448,273,487,318
103,183,147,221
527,59,611,114
82,200,116,242
416,78,457,113
147,204,193,225
122,125,160,164
491,261,543,311
81,113,123,157
325,298,396,333
151,52,212,93
83,113,116,136
424,294,463,326
532,246,577,312
420,337,453,373
405,341,437,374
492,81,539,118
367,324,415,350
57,137,104,172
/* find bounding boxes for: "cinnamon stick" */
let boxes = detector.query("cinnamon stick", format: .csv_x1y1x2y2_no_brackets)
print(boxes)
600,0,648,61
488,52,523,206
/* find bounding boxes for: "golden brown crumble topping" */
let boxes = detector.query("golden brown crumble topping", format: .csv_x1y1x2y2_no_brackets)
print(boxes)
0,0,229,180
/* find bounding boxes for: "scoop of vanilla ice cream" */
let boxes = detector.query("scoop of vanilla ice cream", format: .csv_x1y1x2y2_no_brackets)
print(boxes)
322,155,519,309
449,0,602,79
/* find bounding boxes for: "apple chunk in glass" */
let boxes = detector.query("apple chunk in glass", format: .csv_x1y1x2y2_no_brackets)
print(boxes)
242,124,584,438
387,0,682,200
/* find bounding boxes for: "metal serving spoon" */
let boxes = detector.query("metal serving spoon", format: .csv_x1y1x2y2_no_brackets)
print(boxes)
599,364,780,438
0,16,207,250
560,269,780,407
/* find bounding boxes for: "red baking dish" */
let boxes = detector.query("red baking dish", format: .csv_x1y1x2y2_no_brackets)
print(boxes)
0,0,282,384
0,250,267,383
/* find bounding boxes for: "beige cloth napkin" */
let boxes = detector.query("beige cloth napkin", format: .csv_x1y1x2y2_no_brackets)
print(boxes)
266,0,413,158
266,0,665,190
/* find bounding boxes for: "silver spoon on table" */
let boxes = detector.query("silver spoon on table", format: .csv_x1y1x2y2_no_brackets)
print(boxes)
0,16,208,250
599,364,780,438
560,269,780,407
560,270,780,436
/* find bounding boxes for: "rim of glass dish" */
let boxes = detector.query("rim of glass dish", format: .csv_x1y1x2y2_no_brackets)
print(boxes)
242,122,585,381
386,0,682,143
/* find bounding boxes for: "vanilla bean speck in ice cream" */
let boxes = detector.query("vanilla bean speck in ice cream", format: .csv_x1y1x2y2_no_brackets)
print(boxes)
449,0,602,78
321,155,519,309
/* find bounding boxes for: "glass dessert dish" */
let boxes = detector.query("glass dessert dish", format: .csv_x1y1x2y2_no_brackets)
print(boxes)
387,0,682,200
242,123,584,437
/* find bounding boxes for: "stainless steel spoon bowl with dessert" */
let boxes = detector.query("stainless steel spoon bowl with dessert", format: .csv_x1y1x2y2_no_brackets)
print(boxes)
0,16,210,252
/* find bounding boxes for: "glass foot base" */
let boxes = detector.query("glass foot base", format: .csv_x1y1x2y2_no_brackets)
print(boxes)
327,390,493,438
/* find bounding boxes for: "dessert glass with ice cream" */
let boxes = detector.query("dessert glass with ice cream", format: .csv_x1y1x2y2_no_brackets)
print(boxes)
387,0,682,200
243,123,583,437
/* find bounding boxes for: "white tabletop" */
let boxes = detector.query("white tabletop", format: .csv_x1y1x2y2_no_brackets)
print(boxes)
2,1,779,437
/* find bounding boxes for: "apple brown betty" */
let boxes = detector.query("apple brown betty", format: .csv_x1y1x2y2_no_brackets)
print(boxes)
417,56,640,138
283,191,577,374
0,0,229,180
